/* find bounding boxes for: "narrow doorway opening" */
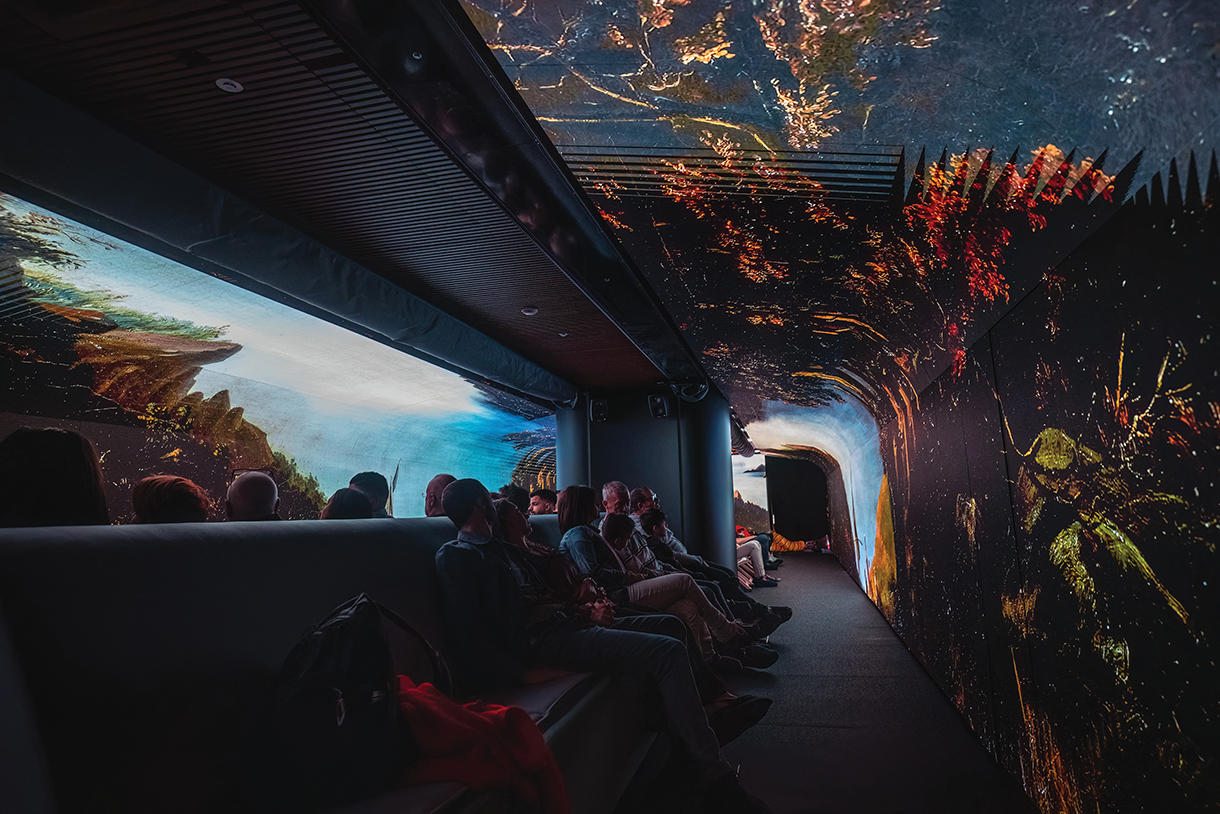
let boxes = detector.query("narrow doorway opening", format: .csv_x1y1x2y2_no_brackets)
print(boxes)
765,455,829,548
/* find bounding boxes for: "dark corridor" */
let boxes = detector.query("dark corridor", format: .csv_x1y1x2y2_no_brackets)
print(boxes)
765,456,829,544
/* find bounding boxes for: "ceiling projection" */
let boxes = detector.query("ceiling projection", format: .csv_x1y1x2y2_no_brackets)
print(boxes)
464,0,1219,434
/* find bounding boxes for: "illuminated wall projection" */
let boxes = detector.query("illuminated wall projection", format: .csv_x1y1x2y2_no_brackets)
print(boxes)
621,155,1218,812
747,399,884,579
466,1,1217,808
730,452,768,533
0,192,556,521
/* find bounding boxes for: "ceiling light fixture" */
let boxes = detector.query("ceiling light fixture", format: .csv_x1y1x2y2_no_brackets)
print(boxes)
215,78,243,93
521,306,539,316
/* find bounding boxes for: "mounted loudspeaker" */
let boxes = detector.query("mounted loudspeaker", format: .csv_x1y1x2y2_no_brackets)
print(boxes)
589,398,608,423
647,394,670,419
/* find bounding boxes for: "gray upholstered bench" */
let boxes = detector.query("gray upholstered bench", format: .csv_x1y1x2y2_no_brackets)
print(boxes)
0,516,656,814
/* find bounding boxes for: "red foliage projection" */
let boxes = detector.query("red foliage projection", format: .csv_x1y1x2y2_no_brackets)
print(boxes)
904,146,1115,327
595,140,1110,405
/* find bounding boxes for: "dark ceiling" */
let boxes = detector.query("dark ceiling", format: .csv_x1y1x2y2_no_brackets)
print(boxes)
0,0,710,395
1,0,1215,437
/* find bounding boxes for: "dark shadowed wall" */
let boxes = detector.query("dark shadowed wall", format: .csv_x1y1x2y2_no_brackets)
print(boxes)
765,456,829,542
851,194,1220,813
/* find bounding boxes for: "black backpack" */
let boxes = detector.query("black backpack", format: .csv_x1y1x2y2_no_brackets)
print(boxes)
254,594,450,812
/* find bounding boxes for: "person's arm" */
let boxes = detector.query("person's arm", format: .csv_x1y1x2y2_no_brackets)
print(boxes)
560,527,634,591
675,551,707,568
645,535,691,573
435,543,526,690
665,529,691,556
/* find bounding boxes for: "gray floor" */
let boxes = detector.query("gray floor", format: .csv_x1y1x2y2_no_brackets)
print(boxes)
720,552,1037,814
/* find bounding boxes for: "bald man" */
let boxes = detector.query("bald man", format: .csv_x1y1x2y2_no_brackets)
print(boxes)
225,471,281,521
424,473,456,518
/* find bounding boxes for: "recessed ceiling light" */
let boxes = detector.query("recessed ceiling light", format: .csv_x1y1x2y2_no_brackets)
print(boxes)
558,332,568,337
215,78,243,93
521,306,539,316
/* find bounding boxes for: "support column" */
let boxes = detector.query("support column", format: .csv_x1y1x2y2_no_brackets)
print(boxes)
678,393,735,567
555,399,590,491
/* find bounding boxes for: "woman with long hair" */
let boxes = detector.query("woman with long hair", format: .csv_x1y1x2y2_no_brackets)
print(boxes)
0,426,110,527
496,498,590,603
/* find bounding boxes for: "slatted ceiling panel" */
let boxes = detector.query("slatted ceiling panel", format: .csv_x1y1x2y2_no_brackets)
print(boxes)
0,0,662,391
560,145,903,203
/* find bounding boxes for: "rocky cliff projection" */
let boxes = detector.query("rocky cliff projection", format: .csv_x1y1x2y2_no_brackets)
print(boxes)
0,192,556,520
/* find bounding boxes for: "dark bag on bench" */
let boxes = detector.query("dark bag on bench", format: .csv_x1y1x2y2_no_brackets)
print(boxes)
255,594,449,811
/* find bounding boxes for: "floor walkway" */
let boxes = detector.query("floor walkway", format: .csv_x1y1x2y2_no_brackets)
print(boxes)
720,551,1037,814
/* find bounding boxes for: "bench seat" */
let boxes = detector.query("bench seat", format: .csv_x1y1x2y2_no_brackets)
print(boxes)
0,516,655,814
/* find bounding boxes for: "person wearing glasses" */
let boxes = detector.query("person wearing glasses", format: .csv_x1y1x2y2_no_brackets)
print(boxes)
225,468,280,521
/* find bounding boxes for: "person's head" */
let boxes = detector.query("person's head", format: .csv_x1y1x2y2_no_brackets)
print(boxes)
639,507,668,539
528,488,557,514
601,512,636,550
494,498,531,546
499,484,530,515
629,486,657,515
131,475,210,523
601,481,629,515
441,478,496,534
0,426,109,527
320,487,373,519
557,485,600,534
424,473,456,517
348,471,389,516
225,471,279,521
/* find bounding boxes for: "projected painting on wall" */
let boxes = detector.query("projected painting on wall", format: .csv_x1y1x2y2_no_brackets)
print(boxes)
0,192,556,521
731,452,768,534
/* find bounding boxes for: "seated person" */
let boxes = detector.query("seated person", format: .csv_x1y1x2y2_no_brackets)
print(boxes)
0,426,110,527
737,537,778,589
558,487,753,660
495,498,740,687
528,488,557,515
320,487,373,519
495,498,588,602
601,480,630,515
737,524,781,568
225,470,280,521
498,483,531,515
434,479,773,804
349,471,390,517
131,475,210,523
423,473,455,517
632,489,791,629
639,507,792,636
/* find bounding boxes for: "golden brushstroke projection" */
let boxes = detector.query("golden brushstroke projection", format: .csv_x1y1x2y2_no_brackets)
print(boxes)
867,473,896,618
464,0,939,150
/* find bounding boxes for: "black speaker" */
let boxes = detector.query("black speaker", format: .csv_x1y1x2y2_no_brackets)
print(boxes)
647,394,669,419
589,398,608,422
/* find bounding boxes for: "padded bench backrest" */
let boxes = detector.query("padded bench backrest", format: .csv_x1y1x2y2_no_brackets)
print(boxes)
0,516,463,813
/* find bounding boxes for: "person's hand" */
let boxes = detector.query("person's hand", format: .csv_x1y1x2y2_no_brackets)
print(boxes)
575,578,599,604
589,599,616,627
